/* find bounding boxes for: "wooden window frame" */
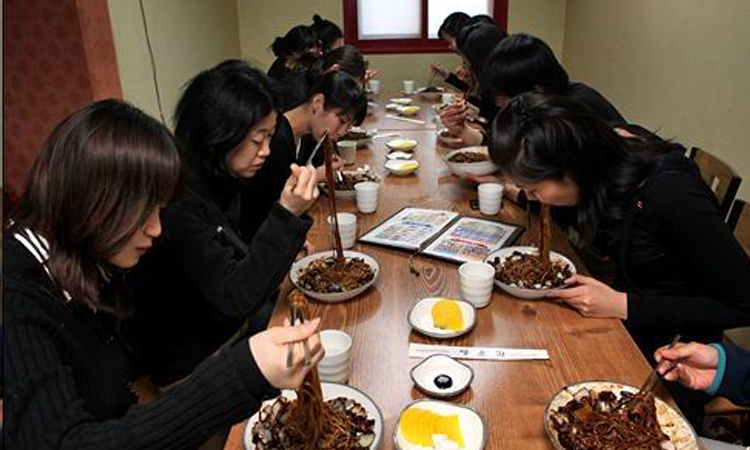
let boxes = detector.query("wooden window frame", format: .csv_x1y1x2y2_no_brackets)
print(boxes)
342,0,508,54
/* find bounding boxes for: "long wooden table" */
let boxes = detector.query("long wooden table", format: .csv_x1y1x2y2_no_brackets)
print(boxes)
223,92,661,450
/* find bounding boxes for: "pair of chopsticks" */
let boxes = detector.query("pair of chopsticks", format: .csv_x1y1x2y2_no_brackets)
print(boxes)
614,334,681,411
285,304,312,368
304,130,330,166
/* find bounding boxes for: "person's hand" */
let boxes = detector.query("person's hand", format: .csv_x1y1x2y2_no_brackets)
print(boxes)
439,102,468,135
296,241,315,261
279,164,319,215
364,68,380,82
456,65,471,83
430,64,449,78
315,155,344,181
249,318,324,390
547,274,628,319
654,342,719,391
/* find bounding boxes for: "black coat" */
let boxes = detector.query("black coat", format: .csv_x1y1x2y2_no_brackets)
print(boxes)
718,342,750,406
130,165,311,385
4,235,276,450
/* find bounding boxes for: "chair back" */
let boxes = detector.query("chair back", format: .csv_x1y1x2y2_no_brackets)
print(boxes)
689,147,742,219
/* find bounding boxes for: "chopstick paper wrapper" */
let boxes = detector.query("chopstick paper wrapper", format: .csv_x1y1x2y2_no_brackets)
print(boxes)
409,343,549,361
385,114,426,125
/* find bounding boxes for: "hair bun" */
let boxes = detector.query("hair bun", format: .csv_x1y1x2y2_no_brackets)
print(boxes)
313,14,322,23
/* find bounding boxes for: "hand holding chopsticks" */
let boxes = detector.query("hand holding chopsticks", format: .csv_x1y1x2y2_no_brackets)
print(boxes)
248,316,323,390
278,164,319,216
654,339,723,391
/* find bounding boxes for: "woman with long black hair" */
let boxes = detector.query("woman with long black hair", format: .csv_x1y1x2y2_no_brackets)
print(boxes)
490,92,750,356
490,92,750,429
4,99,323,449
241,70,367,240
310,14,344,53
130,60,321,387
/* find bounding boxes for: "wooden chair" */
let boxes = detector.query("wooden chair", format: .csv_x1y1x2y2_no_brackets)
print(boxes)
728,199,750,255
689,147,742,219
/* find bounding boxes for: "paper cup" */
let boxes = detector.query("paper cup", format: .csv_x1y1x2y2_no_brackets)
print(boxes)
337,140,358,166
327,213,357,249
319,330,352,383
478,183,504,215
368,79,380,94
403,80,415,95
354,181,380,214
459,261,495,308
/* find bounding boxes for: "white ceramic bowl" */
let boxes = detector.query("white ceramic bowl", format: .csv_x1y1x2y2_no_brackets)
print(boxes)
342,126,376,147
390,97,413,105
386,138,418,152
408,297,476,339
417,86,445,102
544,381,699,450
444,146,498,177
437,128,464,149
384,159,420,176
290,250,379,302
244,382,384,450
484,246,577,300
319,329,352,366
410,354,474,398
394,400,486,450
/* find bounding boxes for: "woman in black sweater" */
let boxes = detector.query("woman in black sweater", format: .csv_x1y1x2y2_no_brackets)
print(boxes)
129,61,321,387
4,100,323,449
490,93,750,355
267,25,321,81
241,70,367,240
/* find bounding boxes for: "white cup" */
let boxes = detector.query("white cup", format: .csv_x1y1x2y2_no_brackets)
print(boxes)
403,79,415,95
327,213,357,249
319,330,352,383
478,183,504,215
442,93,455,106
337,140,357,166
458,261,495,308
368,79,380,94
354,181,380,213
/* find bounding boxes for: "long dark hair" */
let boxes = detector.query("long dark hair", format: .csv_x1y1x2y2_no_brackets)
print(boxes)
311,14,343,53
174,60,275,180
481,33,569,99
456,22,507,88
271,25,319,58
308,70,368,125
490,93,670,241
10,99,182,313
307,45,367,82
438,12,470,40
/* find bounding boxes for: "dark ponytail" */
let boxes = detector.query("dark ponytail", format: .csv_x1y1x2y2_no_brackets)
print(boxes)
270,25,319,58
310,14,344,53
309,71,367,125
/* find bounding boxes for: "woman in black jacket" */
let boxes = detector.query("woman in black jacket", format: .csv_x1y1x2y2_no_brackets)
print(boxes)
490,93,750,355
241,70,367,240
267,25,321,80
4,99,323,449
130,60,321,387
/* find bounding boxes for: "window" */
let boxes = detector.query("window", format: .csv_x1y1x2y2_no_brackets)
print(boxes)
343,0,508,54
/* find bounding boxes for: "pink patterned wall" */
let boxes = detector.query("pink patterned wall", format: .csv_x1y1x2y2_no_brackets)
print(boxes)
3,0,122,201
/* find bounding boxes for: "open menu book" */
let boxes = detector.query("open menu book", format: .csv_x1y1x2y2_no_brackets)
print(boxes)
358,207,524,264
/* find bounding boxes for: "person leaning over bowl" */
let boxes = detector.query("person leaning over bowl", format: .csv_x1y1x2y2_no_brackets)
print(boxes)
241,70,367,241
267,25,321,81
655,341,749,407
128,61,321,388
431,11,471,92
4,99,324,450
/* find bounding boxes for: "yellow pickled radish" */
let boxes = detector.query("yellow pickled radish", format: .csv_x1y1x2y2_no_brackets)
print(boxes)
431,299,464,331
400,407,465,447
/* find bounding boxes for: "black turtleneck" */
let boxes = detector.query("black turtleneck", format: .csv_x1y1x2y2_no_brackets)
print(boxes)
128,163,312,386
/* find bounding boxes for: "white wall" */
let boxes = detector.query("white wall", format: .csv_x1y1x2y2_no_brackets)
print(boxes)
108,0,241,125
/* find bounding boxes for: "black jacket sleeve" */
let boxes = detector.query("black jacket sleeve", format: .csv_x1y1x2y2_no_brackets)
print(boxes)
6,292,276,450
444,73,469,92
717,342,750,406
626,170,750,331
164,201,312,317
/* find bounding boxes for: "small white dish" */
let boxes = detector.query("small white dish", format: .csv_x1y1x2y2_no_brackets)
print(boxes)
290,250,380,302
437,128,464,149
384,159,420,176
484,246,577,300
417,86,446,102
386,138,418,152
385,103,400,111
443,146,498,177
245,382,384,450
386,151,414,160
397,105,421,116
410,354,474,398
394,399,487,450
390,97,413,105
408,297,476,339
342,126,377,147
